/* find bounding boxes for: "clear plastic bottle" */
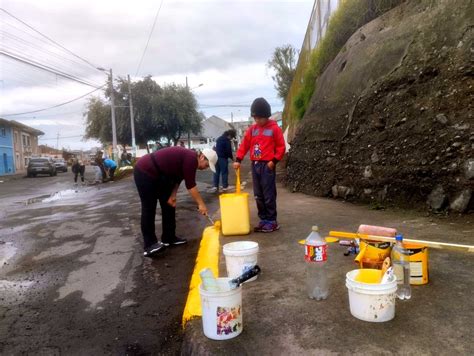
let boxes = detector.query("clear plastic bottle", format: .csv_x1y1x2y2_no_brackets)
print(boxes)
305,226,329,300
391,234,412,300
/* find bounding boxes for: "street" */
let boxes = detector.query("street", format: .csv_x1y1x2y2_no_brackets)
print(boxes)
0,168,218,355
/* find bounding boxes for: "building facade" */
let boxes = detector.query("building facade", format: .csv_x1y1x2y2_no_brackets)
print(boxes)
182,115,235,149
10,120,44,173
0,119,15,175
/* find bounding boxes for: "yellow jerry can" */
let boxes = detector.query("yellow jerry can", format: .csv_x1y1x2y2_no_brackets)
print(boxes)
219,169,250,236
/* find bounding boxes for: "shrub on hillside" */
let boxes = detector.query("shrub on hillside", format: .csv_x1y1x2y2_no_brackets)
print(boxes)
293,0,405,120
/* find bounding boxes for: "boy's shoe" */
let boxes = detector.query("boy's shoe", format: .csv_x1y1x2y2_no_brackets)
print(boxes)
221,186,230,192
162,237,187,247
143,242,166,257
208,187,218,193
254,221,267,232
261,221,280,233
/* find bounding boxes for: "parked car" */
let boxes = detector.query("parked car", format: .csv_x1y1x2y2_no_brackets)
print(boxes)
53,158,68,172
27,158,57,177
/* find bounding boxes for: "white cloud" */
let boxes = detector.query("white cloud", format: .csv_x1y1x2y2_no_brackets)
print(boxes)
1,0,312,148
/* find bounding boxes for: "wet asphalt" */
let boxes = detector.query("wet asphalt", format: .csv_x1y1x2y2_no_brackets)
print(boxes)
0,168,219,355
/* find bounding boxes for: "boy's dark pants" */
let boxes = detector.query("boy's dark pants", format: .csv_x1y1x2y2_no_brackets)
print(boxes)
251,161,277,222
134,168,176,248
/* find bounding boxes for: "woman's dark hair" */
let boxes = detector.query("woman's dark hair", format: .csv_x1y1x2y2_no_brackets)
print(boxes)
225,129,237,139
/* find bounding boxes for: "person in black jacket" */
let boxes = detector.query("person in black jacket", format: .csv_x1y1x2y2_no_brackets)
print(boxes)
211,129,236,192
72,158,85,184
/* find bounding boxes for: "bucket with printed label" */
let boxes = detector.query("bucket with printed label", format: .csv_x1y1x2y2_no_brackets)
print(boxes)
392,243,429,285
199,278,243,340
355,240,392,269
223,241,259,282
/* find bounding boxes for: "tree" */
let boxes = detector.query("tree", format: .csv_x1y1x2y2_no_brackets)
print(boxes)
84,76,202,147
267,44,298,101
156,84,203,145
84,97,112,144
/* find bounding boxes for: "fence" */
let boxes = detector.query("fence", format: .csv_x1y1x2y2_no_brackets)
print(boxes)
283,0,339,132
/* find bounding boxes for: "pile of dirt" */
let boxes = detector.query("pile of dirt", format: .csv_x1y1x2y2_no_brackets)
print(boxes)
286,0,473,213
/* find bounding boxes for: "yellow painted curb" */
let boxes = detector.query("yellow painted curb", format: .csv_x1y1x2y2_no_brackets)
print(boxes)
182,223,220,326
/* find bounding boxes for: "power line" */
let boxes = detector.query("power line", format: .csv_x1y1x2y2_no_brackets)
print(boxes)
40,134,84,141
135,0,164,76
1,50,102,88
1,30,99,76
199,104,249,108
8,110,85,119
1,53,96,90
1,84,105,116
0,8,103,73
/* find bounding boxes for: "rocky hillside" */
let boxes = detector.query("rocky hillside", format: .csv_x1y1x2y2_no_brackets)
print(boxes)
286,0,473,213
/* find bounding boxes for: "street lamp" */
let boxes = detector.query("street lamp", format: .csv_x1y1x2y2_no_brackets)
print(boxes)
191,83,204,90
185,77,204,149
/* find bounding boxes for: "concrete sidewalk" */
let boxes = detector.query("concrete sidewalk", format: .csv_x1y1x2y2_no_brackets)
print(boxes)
182,168,474,355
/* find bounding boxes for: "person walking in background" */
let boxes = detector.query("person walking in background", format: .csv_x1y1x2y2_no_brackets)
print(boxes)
211,129,237,193
134,146,217,257
103,158,117,181
95,151,107,182
121,148,131,166
233,97,286,233
91,160,102,184
71,158,85,185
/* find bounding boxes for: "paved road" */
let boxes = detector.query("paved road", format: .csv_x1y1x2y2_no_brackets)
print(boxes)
0,168,219,354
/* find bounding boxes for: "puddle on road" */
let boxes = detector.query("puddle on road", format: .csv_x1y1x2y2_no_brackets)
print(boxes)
0,242,17,266
42,189,80,203
24,195,51,205
22,189,87,205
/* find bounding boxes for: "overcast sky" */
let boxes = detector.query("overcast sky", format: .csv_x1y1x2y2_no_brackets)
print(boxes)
1,0,313,150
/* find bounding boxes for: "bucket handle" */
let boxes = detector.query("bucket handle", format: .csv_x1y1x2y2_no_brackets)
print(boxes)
236,167,241,194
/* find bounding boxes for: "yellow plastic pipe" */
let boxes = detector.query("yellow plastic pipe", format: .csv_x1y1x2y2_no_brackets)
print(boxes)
329,231,474,253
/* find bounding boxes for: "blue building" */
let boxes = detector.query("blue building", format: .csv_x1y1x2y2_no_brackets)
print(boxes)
0,118,15,175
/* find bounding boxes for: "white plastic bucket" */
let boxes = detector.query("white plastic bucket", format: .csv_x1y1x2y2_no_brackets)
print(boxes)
345,269,397,322
223,241,259,282
199,278,243,340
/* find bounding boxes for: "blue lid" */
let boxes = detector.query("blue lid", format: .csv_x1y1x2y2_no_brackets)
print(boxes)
395,234,403,242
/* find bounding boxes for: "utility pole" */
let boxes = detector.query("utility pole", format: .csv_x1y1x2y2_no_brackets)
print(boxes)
127,74,136,157
109,69,118,161
231,112,233,124
186,76,191,149
56,132,59,150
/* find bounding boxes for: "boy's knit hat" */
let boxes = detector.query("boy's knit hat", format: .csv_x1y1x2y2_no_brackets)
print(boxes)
250,97,271,118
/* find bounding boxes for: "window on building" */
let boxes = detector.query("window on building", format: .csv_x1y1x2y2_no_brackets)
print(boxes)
24,157,28,166
0,127,6,136
22,135,27,146
27,136,31,146
14,132,18,143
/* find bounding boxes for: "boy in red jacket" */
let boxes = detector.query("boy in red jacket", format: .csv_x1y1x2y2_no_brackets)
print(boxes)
233,97,286,233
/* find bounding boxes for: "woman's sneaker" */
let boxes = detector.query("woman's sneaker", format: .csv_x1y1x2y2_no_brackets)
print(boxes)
261,221,280,233
163,237,187,247
143,242,166,257
254,221,267,232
